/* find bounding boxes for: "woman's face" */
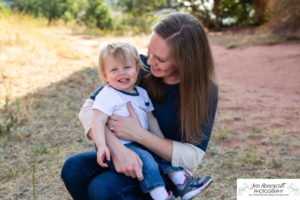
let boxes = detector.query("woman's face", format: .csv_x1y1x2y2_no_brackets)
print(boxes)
147,32,179,84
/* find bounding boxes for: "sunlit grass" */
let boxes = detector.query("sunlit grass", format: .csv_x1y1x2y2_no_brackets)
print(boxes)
0,13,150,108
0,13,91,106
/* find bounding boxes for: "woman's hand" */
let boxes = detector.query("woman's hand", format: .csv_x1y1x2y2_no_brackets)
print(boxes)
108,102,144,141
105,127,144,181
111,144,144,181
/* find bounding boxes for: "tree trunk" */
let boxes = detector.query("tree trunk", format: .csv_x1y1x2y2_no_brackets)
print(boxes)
212,0,222,31
251,0,268,25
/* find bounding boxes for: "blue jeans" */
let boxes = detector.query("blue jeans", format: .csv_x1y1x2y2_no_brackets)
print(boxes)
61,149,179,200
122,143,182,193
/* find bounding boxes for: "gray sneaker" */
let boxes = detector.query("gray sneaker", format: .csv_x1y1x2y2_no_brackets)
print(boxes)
176,174,212,200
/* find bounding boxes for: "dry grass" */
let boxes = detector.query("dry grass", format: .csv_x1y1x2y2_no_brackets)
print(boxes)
0,14,91,103
0,13,98,199
0,13,150,200
208,26,298,49
1,14,299,200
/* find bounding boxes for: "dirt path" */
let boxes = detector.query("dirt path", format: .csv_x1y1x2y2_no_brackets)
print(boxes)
212,42,300,148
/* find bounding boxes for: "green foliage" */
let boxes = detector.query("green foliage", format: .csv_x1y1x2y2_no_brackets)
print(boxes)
113,13,158,34
7,0,299,33
11,0,112,29
114,0,175,33
12,0,67,23
83,0,112,29
117,0,175,15
0,0,7,10
62,0,88,22
46,0,67,23
218,0,255,26
177,0,256,29
0,0,10,16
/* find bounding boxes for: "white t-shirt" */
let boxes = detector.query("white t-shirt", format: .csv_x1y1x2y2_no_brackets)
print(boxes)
93,84,154,144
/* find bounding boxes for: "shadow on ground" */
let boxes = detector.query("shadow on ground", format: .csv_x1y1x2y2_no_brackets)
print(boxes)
0,67,99,199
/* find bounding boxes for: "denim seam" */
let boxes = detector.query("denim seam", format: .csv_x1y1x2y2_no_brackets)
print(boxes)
162,167,182,175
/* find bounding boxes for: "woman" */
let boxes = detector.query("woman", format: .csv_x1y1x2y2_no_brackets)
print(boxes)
61,12,218,200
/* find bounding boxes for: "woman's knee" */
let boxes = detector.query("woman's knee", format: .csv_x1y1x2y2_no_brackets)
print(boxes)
88,171,144,200
61,150,98,183
88,180,109,200
61,155,79,183
87,174,120,200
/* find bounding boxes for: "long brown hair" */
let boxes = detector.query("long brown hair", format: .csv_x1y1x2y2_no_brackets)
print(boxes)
143,13,215,144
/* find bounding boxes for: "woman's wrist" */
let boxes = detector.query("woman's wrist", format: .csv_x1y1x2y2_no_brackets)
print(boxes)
106,131,124,157
133,126,147,143
134,130,173,162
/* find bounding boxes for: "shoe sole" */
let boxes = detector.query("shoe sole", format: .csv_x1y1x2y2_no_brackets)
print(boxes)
181,178,213,200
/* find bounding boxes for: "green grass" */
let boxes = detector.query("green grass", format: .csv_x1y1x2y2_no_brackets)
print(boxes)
213,128,231,140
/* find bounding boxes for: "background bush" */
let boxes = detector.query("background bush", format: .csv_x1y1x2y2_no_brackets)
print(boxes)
5,0,300,35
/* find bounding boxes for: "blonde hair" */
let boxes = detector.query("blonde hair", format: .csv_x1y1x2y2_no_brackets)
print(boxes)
142,13,215,144
98,42,141,83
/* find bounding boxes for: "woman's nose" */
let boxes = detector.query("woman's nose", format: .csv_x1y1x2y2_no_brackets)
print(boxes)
147,55,155,65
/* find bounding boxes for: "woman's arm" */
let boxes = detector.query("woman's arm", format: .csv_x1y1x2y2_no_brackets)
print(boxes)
172,141,205,172
147,112,164,138
137,132,204,173
79,98,95,140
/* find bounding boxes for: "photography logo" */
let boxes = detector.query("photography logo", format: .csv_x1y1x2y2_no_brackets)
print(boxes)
237,179,300,200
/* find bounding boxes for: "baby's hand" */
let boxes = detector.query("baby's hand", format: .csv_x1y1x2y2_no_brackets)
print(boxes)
97,145,111,168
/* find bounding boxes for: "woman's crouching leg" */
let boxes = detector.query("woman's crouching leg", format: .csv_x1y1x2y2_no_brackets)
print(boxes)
61,150,105,200
88,170,152,200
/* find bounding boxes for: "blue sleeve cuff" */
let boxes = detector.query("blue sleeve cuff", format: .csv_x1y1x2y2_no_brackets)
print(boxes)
89,86,104,100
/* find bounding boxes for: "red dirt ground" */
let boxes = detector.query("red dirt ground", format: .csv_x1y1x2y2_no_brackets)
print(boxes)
212,41,300,146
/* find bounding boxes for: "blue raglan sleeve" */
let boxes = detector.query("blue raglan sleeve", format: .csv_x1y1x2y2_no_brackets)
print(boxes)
197,82,218,152
89,86,104,100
